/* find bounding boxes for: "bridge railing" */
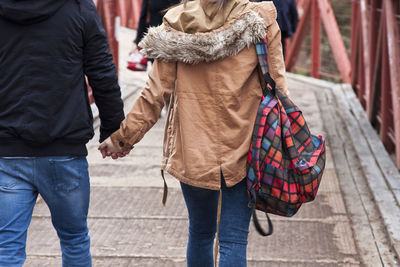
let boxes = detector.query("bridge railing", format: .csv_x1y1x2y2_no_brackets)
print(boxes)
286,0,400,169
350,0,400,169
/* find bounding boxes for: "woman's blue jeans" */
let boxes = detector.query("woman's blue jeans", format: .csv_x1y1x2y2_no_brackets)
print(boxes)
180,178,252,267
0,157,91,267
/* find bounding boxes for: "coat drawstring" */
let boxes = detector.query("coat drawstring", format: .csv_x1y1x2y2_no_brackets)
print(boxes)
161,169,168,206
214,189,222,267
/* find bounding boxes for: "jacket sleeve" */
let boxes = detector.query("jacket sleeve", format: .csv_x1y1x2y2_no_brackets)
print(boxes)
82,1,125,142
110,60,177,150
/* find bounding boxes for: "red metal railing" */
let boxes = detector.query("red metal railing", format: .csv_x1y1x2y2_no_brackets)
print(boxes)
286,0,400,169
117,0,143,29
286,0,351,83
350,0,400,169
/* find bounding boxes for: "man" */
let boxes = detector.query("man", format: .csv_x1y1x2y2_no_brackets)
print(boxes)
0,0,125,266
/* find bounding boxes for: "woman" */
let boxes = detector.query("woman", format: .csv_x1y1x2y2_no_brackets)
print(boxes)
100,0,288,265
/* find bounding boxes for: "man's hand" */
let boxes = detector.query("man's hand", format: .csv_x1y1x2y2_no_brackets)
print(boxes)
98,138,131,159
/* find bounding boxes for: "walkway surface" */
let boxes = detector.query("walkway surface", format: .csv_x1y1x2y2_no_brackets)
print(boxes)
24,28,400,266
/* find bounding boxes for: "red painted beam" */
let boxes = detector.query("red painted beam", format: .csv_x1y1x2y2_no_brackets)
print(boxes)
351,2,360,88
129,0,143,29
369,13,384,122
285,0,311,71
318,0,351,83
118,0,127,28
310,0,321,79
384,0,400,168
102,0,119,71
350,1,363,101
357,34,366,107
380,18,392,149
359,0,372,112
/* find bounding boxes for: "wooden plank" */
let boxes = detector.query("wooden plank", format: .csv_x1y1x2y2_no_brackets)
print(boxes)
317,89,384,266
287,73,400,264
317,0,351,83
337,84,400,259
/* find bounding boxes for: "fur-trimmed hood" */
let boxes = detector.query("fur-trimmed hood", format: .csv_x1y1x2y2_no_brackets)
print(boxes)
138,9,268,64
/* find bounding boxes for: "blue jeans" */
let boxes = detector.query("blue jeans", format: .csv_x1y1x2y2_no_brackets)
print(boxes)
180,178,252,267
0,157,91,267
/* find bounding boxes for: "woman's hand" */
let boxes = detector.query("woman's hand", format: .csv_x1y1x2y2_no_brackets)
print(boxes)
98,138,131,159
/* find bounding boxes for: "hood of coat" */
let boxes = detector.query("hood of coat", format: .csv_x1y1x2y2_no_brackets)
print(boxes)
139,0,276,64
0,0,68,25
163,0,252,34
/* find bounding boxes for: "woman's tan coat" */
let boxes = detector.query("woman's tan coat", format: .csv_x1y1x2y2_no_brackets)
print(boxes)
111,0,288,190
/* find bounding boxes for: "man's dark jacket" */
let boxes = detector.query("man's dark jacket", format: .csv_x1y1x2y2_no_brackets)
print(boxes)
0,0,124,156
272,0,298,38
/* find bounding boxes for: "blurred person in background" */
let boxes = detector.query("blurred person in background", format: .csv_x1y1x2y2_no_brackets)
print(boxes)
128,0,180,72
255,0,298,57
127,0,180,117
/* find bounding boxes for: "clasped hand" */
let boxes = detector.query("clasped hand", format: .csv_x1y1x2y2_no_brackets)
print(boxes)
98,137,131,159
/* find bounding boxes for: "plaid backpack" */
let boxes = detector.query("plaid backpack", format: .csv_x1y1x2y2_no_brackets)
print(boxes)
247,38,326,236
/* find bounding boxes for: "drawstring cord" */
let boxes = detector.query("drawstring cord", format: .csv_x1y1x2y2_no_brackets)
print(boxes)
214,189,222,267
161,170,168,206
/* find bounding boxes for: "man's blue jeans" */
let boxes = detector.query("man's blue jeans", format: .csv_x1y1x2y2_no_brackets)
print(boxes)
0,157,91,267
180,178,252,267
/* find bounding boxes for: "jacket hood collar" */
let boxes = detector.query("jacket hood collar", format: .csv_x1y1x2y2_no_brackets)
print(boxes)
0,0,68,25
163,0,252,34
139,10,267,64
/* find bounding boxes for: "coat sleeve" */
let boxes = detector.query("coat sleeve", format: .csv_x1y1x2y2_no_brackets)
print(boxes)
82,1,125,142
110,60,177,150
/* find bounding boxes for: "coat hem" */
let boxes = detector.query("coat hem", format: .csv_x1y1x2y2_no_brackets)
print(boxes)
161,163,248,190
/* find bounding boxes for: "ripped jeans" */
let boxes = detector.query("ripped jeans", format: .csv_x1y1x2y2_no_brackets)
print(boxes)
0,157,91,267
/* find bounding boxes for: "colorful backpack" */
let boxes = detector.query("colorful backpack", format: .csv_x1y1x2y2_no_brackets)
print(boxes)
247,38,326,236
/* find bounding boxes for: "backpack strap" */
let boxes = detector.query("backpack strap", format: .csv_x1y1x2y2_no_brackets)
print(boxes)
250,37,277,236
255,38,276,96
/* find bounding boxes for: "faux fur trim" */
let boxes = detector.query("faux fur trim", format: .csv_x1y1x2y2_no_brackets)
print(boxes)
138,11,267,64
